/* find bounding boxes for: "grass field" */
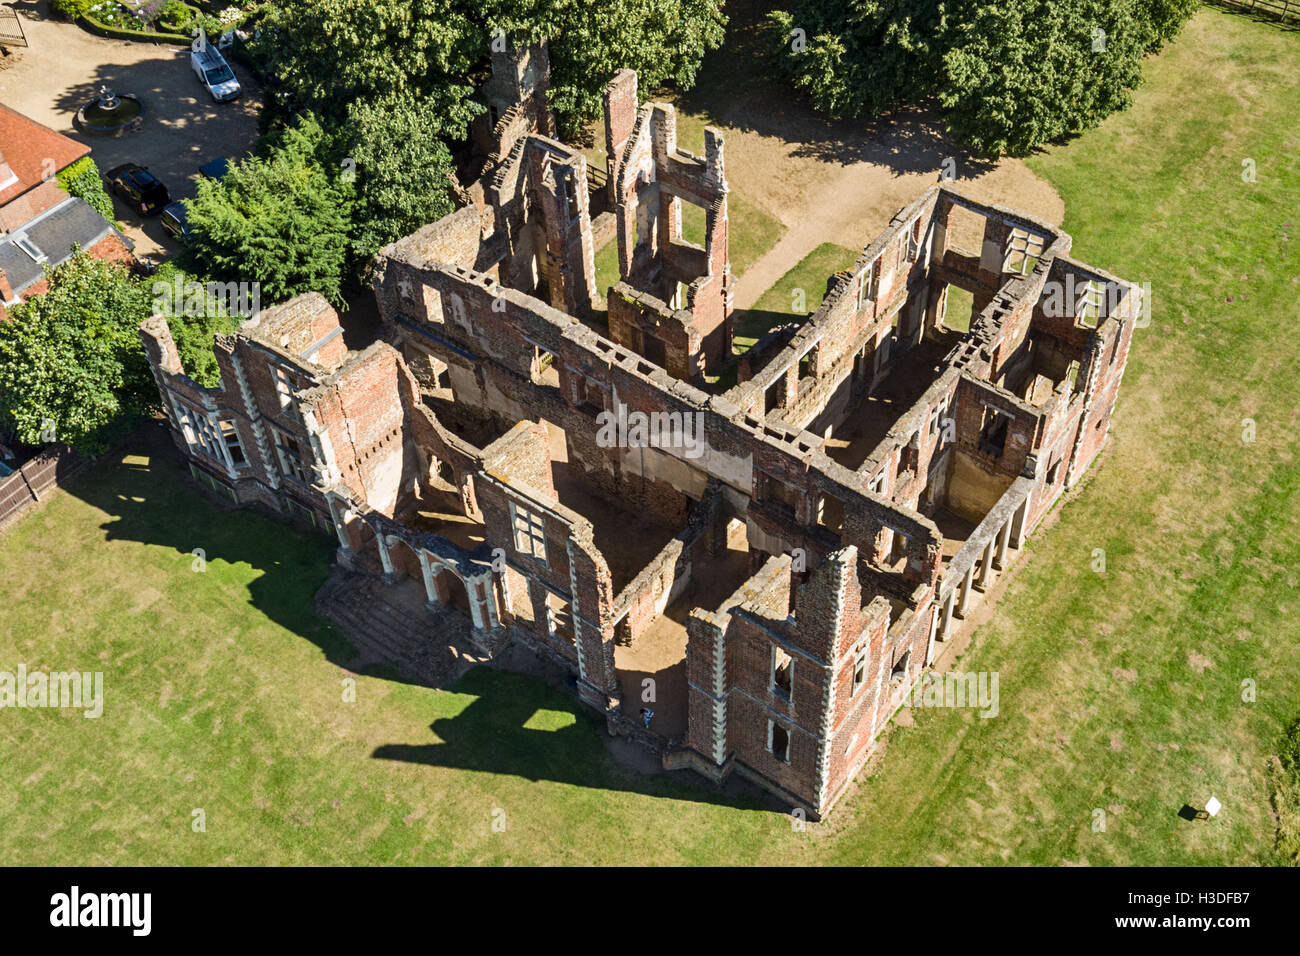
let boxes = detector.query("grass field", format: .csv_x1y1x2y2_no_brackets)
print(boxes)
1,7,1298,865
735,242,860,352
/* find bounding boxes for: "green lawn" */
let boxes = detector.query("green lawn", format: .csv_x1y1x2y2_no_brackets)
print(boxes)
0,437,780,865
1,7,1298,866
941,285,976,333
735,242,859,352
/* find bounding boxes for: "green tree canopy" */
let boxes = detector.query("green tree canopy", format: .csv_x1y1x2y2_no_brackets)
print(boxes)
259,0,481,137
0,253,234,453
489,0,727,138
341,93,458,265
768,0,1198,156
181,115,355,305
259,0,726,141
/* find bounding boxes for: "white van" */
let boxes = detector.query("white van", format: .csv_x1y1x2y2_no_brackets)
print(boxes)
190,33,241,103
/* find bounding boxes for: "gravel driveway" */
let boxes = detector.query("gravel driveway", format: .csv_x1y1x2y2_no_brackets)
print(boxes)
0,1,261,258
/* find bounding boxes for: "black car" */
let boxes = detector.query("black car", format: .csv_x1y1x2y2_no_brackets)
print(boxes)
198,157,230,181
159,202,190,243
105,163,170,216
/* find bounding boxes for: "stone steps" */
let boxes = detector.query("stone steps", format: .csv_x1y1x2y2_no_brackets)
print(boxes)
314,568,485,687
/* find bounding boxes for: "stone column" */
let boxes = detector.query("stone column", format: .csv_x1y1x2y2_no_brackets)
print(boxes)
375,531,396,583
995,518,1012,569
941,590,956,641
1010,491,1031,548
418,551,439,611
978,538,996,589
925,603,939,666
467,579,487,632
958,563,975,616
476,574,500,629
327,496,353,559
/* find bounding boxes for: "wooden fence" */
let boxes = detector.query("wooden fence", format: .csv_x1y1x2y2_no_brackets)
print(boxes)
0,445,88,530
1211,0,1300,24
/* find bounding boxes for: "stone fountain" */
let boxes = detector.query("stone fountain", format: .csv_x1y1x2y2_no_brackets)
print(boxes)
75,85,145,137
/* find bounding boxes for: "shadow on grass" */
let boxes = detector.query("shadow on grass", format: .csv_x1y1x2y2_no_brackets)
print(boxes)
673,0,999,177
65,424,776,813
733,307,803,351
1202,0,1300,31
373,667,775,812
66,422,357,662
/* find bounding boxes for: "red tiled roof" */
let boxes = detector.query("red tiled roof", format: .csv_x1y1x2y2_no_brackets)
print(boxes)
0,104,91,207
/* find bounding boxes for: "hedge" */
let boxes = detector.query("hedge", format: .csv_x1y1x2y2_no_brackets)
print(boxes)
157,3,201,34
79,13,191,45
56,156,116,224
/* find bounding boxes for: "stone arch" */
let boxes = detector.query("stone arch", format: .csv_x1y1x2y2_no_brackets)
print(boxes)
431,563,471,614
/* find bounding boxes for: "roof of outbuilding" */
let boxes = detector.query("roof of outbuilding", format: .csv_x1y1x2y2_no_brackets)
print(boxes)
0,103,91,208
0,196,131,295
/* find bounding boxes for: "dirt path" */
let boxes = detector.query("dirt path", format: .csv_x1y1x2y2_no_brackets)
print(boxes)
696,94,1066,308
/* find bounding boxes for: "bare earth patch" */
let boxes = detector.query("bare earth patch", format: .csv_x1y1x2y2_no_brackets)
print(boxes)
694,99,1065,308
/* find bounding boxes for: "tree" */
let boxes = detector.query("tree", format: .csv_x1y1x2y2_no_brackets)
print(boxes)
492,0,728,138
939,0,1153,156
767,0,1198,156
259,0,727,143
181,116,355,305
259,0,481,137
341,94,458,265
148,262,241,387
0,253,235,453
766,0,941,120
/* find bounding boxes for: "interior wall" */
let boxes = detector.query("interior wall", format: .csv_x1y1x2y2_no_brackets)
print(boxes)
945,448,1014,524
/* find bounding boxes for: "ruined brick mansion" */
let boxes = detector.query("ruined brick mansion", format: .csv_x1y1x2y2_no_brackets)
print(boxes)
140,44,1140,818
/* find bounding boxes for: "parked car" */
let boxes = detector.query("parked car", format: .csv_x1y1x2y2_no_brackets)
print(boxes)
105,164,170,216
198,157,230,181
160,202,190,243
191,37,241,102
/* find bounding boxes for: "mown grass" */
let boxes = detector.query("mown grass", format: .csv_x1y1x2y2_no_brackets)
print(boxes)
942,285,976,333
0,436,779,865
734,242,859,352
0,8,1297,865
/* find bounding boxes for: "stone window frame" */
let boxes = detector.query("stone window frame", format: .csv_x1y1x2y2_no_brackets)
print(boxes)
545,589,576,645
272,427,311,485
1003,228,1046,276
857,260,878,311
851,649,869,696
768,719,791,764
908,216,924,261
759,471,800,517
509,500,548,566
171,398,239,474
271,364,298,412
220,419,248,469
771,643,793,703
978,405,1012,458
1076,278,1106,328
572,373,610,412
928,397,952,446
